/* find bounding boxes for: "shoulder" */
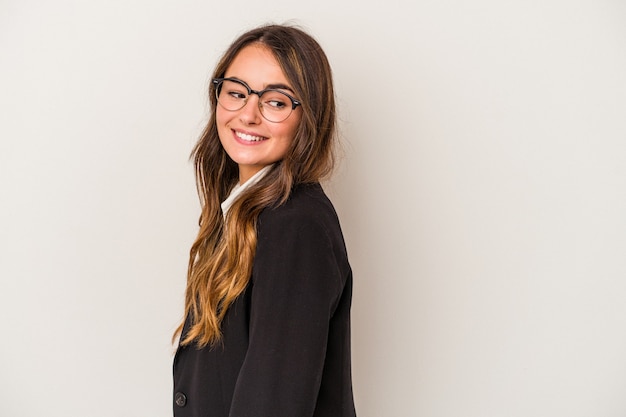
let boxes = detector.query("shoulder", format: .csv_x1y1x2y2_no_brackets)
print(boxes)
258,183,342,237
253,182,350,298
256,183,348,262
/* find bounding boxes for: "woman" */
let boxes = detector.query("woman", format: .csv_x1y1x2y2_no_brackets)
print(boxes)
172,24,356,417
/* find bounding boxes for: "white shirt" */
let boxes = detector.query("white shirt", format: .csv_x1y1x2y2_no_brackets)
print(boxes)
221,165,273,217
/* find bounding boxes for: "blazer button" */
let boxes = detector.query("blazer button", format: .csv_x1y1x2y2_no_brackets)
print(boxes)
174,392,187,407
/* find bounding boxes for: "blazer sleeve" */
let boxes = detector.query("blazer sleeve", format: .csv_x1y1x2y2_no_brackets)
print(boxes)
228,209,346,417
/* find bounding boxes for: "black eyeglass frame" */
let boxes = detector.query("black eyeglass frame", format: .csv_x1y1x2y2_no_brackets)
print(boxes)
212,77,302,121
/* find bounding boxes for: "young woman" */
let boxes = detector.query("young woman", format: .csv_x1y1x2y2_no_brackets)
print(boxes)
172,24,356,417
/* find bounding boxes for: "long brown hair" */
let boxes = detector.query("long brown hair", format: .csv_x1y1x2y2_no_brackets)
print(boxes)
175,24,337,347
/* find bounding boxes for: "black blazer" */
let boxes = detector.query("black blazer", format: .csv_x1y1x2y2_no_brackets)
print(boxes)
173,183,356,417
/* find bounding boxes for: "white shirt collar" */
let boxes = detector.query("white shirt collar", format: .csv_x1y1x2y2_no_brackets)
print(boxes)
221,165,273,216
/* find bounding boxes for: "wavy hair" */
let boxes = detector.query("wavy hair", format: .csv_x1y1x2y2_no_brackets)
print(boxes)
175,24,337,347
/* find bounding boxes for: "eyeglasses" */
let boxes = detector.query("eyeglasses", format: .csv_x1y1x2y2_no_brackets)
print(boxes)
212,77,302,123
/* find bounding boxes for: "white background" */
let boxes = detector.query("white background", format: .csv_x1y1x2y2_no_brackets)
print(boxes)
1,1,626,416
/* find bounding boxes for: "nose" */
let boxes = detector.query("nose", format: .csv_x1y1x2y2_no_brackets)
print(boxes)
238,94,262,125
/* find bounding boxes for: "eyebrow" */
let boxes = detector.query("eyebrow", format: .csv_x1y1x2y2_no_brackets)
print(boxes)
265,83,295,93
229,77,295,93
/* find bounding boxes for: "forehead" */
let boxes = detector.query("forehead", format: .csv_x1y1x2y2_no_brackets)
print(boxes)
224,44,290,89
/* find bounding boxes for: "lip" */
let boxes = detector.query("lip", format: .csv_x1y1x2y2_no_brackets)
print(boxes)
232,128,268,145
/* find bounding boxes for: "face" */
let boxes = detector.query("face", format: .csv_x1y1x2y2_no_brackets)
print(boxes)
216,43,302,183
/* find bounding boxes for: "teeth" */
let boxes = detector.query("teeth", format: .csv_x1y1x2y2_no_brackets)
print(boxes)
236,131,266,142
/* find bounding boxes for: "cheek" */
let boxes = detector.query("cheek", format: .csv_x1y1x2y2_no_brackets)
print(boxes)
215,110,232,139
215,108,228,127
271,127,297,152
279,114,301,141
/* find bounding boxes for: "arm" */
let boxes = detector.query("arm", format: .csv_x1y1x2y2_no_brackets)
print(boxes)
228,212,345,417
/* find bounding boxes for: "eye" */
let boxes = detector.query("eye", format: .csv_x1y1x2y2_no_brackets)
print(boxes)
264,98,287,109
226,90,247,100
221,80,248,100
262,90,291,110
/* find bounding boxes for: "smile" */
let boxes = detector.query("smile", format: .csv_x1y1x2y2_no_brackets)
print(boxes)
235,130,267,142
